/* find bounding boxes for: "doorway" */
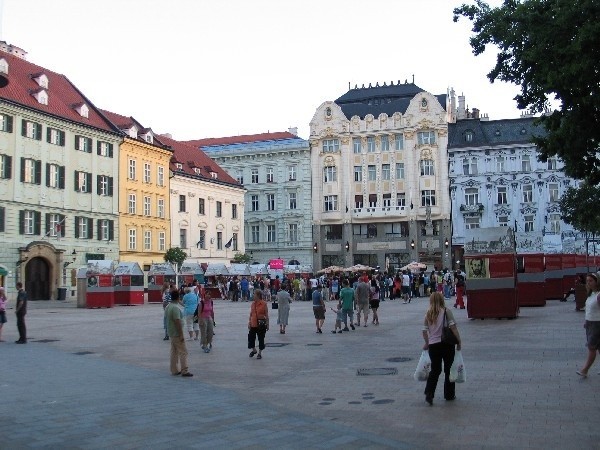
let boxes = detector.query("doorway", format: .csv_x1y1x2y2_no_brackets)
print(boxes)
25,257,50,300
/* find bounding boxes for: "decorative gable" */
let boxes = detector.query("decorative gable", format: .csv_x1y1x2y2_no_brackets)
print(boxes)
32,89,48,105
74,103,89,118
33,73,48,89
126,126,138,139
143,132,153,144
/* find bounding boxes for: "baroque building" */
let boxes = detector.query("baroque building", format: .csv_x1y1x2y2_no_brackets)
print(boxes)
309,82,454,273
448,112,579,263
184,131,312,266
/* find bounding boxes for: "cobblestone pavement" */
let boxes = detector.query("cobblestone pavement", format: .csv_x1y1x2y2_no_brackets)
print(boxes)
1,295,598,449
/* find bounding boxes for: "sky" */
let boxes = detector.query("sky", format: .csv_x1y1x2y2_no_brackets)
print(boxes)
2,0,521,141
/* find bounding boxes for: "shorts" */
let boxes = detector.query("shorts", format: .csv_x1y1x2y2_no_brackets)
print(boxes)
0,310,6,324
313,306,325,320
402,286,410,295
369,300,380,310
184,315,199,332
585,321,600,349
357,302,369,315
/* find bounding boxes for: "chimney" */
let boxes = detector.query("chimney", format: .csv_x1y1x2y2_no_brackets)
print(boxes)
457,94,466,120
288,127,298,136
472,108,480,119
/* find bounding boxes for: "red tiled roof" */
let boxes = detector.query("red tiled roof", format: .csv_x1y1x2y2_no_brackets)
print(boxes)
99,109,135,130
158,134,241,187
0,51,116,133
183,131,297,148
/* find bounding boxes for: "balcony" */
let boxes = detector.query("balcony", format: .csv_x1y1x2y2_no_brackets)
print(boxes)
459,203,484,215
352,206,407,219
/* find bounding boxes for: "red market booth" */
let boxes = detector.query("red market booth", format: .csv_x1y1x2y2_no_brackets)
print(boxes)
85,260,114,308
464,227,518,319
179,261,205,286
203,264,229,300
114,262,144,305
544,254,563,300
562,254,577,298
148,263,176,304
516,253,546,307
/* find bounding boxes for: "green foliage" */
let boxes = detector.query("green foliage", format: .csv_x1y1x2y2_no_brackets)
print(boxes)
559,183,600,234
232,253,252,264
163,247,187,267
453,0,600,183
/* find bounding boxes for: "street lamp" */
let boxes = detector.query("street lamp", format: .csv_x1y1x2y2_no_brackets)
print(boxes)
445,238,449,248
345,241,350,252
410,240,415,249
313,243,318,253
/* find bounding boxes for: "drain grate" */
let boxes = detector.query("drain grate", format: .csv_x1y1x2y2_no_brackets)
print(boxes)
34,339,60,343
306,343,322,347
357,368,398,376
386,357,413,363
264,343,290,348
73,351,95,356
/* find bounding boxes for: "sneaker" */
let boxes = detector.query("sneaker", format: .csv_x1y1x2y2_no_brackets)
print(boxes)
331,330,337,334
257,354,262,359
337,330,342,333
172,371,182,376
363,324,367,327
317,329,322,334
201,345,206,350
350,325,355,330
403,301,408,304
204,347,210,353
181,372,193,377
342,327,350,332
163,336,169,341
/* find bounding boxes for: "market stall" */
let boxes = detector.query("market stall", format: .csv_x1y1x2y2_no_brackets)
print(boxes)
147,263,177,304
85,260,114,308
114,262,145,305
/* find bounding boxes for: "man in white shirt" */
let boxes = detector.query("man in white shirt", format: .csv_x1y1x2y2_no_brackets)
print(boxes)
402,271,411,304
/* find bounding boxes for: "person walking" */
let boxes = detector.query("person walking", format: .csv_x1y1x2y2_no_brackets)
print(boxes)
312,283,326,333
182,287,199,341
199,291,215,353
422,292,461,405
576,273,600,378
161,282,172,340
402,271,411,304
277,281,292,334
339,279,355,331
454,274,466,309
355,277,370,326
248,290,269,359
0,287,7,342
370,279,380,325
165,290,193,377
15,282,27,344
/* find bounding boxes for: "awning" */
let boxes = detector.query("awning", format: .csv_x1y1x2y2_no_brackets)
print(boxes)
0,265,8,276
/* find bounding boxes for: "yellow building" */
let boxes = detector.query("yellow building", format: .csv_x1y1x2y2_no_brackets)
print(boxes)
100,110,172,269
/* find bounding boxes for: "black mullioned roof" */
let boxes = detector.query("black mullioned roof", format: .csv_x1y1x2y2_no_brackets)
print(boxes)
447,117,545,149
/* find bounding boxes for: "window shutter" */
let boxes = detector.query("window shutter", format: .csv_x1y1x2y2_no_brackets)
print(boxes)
86,138,92,153
34,211,41,235
20,157,25,182
96,175,101,195
60,130,65,146
60,214,66,237
74,171,79,191
58,166,65,189
0,206,4,232
108,177,113,196
19,210,24,234
86,172,92,193
4,155,11,179
97,220,102,241
35,160,42,184
6,115,12,133
108,220,114,241
96,141,101,155
21,119,26,137
45,163,50,186
45,213,51,235
74,136,80,151
87,218,93,238
35,123,42,140
46,127,51,143
74,216,79,238
108,143,113,158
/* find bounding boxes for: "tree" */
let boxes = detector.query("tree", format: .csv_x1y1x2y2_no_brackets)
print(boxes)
453,0,600,183
559,182,600,235
231,253,252,264
164,247,187,268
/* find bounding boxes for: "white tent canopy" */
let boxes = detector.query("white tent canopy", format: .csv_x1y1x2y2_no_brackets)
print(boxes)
204,263,229,276
228,263,251,276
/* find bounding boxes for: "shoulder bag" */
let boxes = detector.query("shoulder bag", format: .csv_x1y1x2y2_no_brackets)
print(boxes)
441,310,459,346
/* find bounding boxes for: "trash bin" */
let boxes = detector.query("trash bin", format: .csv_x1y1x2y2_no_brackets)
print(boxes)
57,287,67,300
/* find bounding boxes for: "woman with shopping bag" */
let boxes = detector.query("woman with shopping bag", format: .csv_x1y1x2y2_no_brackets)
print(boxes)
422,292,462,405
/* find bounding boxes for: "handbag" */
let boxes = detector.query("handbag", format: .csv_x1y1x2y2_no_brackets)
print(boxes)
441,310,459,346
258,318,268,331
272,301,278,310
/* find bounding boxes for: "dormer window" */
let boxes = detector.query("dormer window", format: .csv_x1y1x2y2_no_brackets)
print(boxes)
210,172,218,179
194,168,202,175
32,89,48,105
0,58,7,75
464,130,474,142
126,126,138,139
144,134,153,144
34,74,48,89
175,163,183,170
74,103,89,118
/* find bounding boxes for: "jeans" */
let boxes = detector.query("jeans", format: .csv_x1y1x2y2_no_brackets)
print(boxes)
425,342,456,400
444,284,451,299
16,311,26,342
342,308,354,327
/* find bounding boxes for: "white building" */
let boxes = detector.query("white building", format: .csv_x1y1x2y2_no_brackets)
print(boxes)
309,82,455,273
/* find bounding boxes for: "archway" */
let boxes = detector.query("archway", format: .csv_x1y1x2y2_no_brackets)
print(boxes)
25,257,50,300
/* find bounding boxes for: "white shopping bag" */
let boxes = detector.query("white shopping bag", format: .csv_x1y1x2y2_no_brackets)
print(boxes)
414,350,431,381
449,350,466,383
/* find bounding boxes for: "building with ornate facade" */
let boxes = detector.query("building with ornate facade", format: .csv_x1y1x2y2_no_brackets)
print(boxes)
185,131,312,266
309,82,455,273
448,112,579,264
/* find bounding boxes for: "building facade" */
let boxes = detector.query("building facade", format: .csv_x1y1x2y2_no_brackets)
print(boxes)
186,131,312,266
0,50,121,298
448,113,579,264
309,82,454,273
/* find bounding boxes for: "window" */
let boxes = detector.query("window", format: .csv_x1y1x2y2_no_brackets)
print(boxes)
464,131,474,142
179,195,186,212
128,159,136,180
97,141,113,157
498,216,509,227
367,224,377,238
251,225,259,243
128,193,137,214
46,163,64,189
22,120,42,140
385,223,403,235
198,230,206,249
198,198,205,215
323,166,337,182
97,219,112,241
232,233,239,251
20,210,40,235
549,213,561,233
75,216,93,239
369,194,378,208
266,194,275,211
496,156,505,172
159,232,166,251
465,188,479,206
144,196,151,216
353,224,367,237
144,230,152,250
0,154,11,179
289,224,298,243
549,183,559,202
74,171,91,193
367,137,375,152
397,193,406,207
267,225,276,243
382,164,391,180
236,169,244,184
522,155,531,172
322,139,340,153
129,229,137,249
216,201,222,217
97,175,113,196
179,228,187,249
465,217,480,229
47,127,65,146
251,169,258,183
266,167,274,183
421,190,436,206
522,184,533,203
232,203,238,219
497,186,508,204
353,138,362,154
368,165,376,181
325,224,343,240
215,231,222,249
395,134,404,151
354,195,364,208
251,195,259,211
144,163,151,183
157,166,165,186
21,158,41,184
354,166,362,182
381,135,389,152
462,158,478,175
417,131,435,145
289,192,297,209
75,135,92,153
0,114,13,133
324,195,338,212
288,165,296,181
383,193,392,207
46,213,64,237
524,215,535,232
547,158,558,170
157,198,165,218
396,163,405,179
420,159,434,176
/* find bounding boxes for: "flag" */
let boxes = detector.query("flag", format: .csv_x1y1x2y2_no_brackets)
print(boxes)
224,237,233,248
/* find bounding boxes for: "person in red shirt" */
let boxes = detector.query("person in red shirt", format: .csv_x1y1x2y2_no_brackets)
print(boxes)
248,290,269,359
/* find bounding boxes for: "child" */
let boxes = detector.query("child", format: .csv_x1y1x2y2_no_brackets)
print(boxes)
330,301,343,334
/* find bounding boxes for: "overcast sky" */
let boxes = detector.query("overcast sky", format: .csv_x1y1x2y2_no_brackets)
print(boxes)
3,0,519,141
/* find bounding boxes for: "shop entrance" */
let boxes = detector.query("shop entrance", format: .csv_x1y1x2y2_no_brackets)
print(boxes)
25,257,50,300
